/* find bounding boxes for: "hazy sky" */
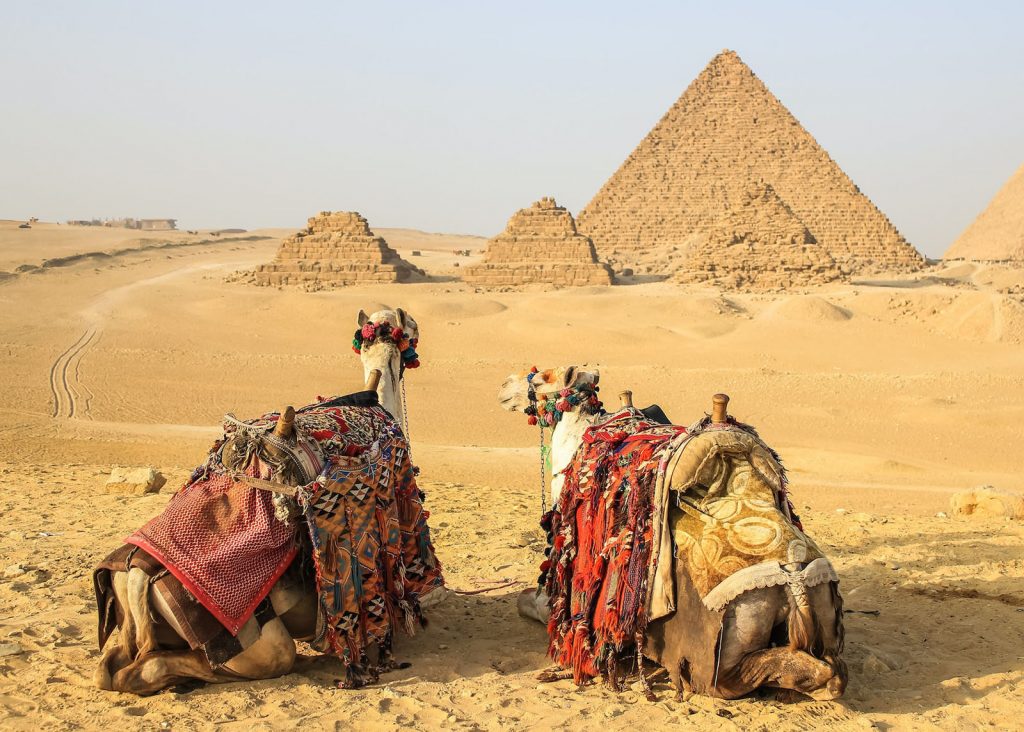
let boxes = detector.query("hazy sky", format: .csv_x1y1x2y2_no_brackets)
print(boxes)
2,2,1022,257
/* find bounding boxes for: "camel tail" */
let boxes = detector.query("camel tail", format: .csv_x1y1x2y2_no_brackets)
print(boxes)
786,581,817,652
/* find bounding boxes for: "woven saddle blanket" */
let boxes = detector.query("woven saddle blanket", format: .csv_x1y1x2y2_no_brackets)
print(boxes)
125,394,442,638
544,409,810,684
544,409,687,683
299,431,443,668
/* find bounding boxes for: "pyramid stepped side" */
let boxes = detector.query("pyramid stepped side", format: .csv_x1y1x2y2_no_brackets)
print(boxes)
252,211,423,287
576,50,923,275
945,163,1024,261
462,198,614,286
676,184,843,291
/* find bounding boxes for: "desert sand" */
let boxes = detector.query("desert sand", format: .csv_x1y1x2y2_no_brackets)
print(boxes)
1,219,1023,730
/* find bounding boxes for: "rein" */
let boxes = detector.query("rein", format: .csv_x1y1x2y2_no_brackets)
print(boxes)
525,368,602,517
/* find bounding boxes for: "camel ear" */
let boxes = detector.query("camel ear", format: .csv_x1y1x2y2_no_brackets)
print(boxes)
562,366,576,387
396,307,408,329
357,309,369,326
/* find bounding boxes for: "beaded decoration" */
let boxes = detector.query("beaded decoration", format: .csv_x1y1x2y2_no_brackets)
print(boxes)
524,367,602,427
352,321,420,370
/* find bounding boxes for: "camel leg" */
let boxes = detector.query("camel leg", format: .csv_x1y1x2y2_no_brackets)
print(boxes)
95,572,137,690
720,647,838,700
127,568,160,657
111,649,234,696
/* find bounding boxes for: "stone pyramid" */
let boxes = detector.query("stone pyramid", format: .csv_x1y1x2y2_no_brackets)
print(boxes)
461,197,614,287
945,163,1024,261
252,211,422,287
576,50,923,276
675,183,842,290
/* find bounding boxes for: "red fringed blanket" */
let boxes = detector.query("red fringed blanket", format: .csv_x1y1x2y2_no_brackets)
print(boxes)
544,410,687,683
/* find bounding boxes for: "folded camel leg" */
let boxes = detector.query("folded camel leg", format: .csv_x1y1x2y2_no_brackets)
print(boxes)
719,647,840,701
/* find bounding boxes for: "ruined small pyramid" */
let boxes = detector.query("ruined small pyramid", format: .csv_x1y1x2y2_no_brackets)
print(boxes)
461,197,614,287
576,50,923,276
675,183,842,290
252,211,422,288
945,163,1024,261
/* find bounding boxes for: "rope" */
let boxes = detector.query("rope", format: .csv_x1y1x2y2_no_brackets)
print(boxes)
448,579,522,596
401,377,415,471
539,425,547,515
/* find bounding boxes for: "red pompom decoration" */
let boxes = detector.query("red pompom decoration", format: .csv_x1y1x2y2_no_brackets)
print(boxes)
392,327,404,340
556,399,571,412
539,560,552,572
527,415,538,426
409,358,420,369
351,346,360,354
530,366,538,373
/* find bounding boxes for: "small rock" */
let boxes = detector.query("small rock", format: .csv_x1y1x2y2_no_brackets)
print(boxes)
438,643,449,650
835,508,847,514
887,563,901,571
861,647,902,674
604,705,626,718
0,642,24,657
105,466,166,495
950,486,1024,520
3,563,27,578
935,512,948,519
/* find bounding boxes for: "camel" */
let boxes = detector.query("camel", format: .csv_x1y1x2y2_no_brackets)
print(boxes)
498,365,847,701
94,307,435,695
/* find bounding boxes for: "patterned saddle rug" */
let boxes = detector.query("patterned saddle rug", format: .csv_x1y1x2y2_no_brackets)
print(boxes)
106,391,443,678
543,408,810,685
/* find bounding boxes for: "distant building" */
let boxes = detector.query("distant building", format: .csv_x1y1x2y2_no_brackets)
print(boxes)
138,219,177,231
64,218,177,230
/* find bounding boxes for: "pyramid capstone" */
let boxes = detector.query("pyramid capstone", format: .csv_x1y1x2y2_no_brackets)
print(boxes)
576,50,923,277
461,197,614,287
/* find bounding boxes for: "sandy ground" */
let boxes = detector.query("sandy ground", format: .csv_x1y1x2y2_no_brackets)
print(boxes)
0,220,1022,730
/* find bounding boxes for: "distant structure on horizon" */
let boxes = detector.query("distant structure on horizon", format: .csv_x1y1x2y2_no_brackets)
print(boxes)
575,49,923,282
944,163,1024,262
248,210,422,288
66,217,177,231
462,197,614,287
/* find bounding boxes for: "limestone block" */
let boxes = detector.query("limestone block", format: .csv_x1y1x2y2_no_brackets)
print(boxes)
950,486,1024,519
105,467,166,495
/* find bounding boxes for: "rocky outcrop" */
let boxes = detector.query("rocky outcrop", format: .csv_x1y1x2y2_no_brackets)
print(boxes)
576,49,923,277
675,184,842,290
462,198,613,287
250,211,422,288
945,163,1024,261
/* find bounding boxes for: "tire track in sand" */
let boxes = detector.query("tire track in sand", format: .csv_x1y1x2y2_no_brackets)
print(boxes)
49,327,99,418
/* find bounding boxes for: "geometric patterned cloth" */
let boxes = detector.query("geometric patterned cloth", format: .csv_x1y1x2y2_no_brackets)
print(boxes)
543,409,687,684
125,471,298,635
299,423,443,672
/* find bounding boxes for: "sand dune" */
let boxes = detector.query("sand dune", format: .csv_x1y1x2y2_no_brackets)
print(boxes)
0,225,1022,730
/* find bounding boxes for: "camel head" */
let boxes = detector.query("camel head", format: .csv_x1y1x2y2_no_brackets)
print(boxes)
353,307,420,424
498,365,601,423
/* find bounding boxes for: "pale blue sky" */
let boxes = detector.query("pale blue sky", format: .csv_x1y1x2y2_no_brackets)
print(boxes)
1,1,1022,256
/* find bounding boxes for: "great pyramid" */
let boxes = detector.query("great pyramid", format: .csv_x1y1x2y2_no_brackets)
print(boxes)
576,50,923,276
461,197,614,287
250,211,422,288
945,163,1024,261
675,183,842,290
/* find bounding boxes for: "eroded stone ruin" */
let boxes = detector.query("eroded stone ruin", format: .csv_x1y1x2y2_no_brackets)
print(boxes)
576,49,923,280
250,211,422,288
461,197,613,287
675,183,842,290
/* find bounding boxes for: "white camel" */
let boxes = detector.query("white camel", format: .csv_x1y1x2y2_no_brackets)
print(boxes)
94,307,431,695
